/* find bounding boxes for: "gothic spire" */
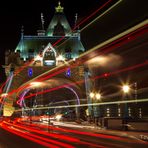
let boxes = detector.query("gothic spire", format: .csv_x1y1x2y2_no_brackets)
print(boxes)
75,13,78,28
55,1,64,13
21,26,24,35
41,13,45,30
21,25,24,39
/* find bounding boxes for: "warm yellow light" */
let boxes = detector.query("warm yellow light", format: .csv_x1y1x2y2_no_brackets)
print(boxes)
1,93,8,97
89,92,95,98
34,55,42,61
30,82,42,87
96,93,101,100
122,85,130,93
55,114,62,121
56,55,65,61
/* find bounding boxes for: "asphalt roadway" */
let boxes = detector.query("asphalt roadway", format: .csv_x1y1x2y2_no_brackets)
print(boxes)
0,121,148,148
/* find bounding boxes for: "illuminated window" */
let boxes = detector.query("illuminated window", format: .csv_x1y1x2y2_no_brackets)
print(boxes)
106,108,110,117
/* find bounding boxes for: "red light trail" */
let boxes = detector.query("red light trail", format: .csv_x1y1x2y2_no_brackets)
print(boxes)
0,14,147,114
2,24,147,104
0,0,112,93
1,123,60,148
21,60,147,101
30,24,148,83
1,121,106,148
1,119,147,147
52,0,112,47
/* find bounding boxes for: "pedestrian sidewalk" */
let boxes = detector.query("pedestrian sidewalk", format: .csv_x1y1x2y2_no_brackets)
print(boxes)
52,120,148,143
81,121,148,142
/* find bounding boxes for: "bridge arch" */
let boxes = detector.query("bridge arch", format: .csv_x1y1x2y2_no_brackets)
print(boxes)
17,78,82,119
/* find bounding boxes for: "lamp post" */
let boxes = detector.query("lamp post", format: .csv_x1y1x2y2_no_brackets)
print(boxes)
90,92,101,126
122,84,130,130
89,92,95,121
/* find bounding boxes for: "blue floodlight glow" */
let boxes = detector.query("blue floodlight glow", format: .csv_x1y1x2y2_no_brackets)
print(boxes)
28,68,33,77
66,68,71,77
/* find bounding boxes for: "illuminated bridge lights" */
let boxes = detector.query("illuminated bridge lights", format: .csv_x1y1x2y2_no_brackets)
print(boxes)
1,19,147,102
16,60,148,106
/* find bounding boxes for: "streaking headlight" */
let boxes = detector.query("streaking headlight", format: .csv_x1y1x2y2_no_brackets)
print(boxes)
55,114,62,121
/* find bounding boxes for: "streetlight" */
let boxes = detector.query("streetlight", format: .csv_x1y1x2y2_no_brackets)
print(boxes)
122,84,130,130
89,92,95,98
89,92,101,126
122,85,130,94
95,93,101,100
89,92,95,121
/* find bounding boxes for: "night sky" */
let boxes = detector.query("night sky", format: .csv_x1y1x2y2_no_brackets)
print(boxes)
0,0,109,61
0,0,108,82
0,0,147,59
0,0,147,82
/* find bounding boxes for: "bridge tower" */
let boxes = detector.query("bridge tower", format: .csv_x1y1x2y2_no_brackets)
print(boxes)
2,2,86,118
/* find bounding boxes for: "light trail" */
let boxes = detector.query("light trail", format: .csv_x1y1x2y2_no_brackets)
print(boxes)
26,0,115,82
15,98,148,111
1,20,148,101
58,0,123,48
79,20,148,58
3,121,80,143
0,76,10,93
17,84,81,108
2,121,106,148
1,20,147,111
19,60,148,101
17,121,144,145
1,122,60,148
17,21,148,89
13,22,147,100
0,59,34,92
52,0,112,47
0,0,112,95
46,98,86,106
81,0,122,31
73,0,113,31
92,61,148,80
15,120,147,147
0,0,114,104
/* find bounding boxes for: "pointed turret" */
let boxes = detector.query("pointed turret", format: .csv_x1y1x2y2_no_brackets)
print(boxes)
46,1,71,36
55,1,64,13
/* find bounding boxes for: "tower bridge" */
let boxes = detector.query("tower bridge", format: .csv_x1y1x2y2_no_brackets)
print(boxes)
0,2,147,126
1,2,86,117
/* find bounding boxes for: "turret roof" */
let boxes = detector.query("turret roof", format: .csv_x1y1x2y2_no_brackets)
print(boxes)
46,2,72,36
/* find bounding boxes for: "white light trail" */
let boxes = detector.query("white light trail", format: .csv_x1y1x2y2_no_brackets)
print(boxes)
81,0,123,31
15,98,148,112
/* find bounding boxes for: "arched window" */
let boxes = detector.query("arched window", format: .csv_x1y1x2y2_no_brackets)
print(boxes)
65,47,72,60
43,48,56,66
